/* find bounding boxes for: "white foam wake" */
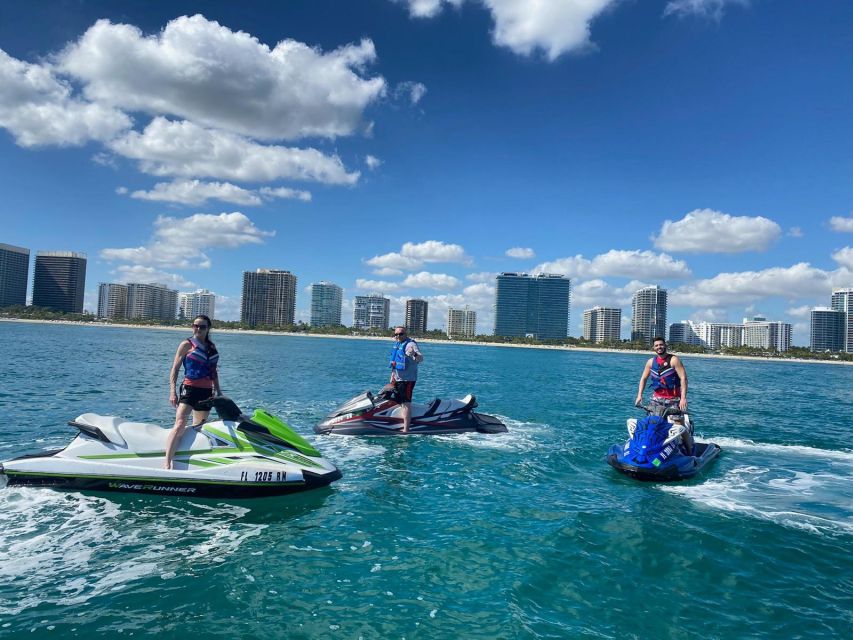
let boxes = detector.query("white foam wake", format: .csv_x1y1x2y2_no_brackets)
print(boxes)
709,437,853,463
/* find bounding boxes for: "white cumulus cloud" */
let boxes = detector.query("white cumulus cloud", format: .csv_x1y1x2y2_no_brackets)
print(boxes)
402,0,617,60
101,212,274,269
129,180,262,206
366,240,471,271
112,265,195,289
355,278,401,292
671,263,842,308
58,15,386,141
506,247,535,259
653,209,781,253
535,249,691,280
402,271,461,290
830,216,853,233
832,247,853,270
466,271,498,282
0,49,131,147
365,154,382,170
109,117,359,185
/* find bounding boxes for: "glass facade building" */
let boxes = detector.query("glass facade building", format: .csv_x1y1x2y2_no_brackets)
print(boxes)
830,288,853,353
810,308,845,352
0,243,29,307
32,251,87,313
310,281,343,327
494,273,571,340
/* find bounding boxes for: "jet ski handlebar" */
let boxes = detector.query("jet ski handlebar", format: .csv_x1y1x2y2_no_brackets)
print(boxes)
635,402,683,419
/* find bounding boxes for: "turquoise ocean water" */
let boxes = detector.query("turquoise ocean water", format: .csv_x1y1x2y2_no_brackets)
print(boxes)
0,322,851,639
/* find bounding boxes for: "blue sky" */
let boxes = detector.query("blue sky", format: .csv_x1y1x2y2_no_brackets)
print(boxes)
1,0,851,342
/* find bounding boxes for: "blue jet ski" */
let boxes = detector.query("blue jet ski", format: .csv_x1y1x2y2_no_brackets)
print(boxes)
607,404,720,481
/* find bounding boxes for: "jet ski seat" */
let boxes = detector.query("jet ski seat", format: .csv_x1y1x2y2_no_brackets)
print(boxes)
75,413,127,446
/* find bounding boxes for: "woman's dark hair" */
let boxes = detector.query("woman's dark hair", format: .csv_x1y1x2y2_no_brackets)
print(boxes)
194,314,216,352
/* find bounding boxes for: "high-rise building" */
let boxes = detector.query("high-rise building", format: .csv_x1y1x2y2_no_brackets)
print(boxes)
126,283,178,321
447,306,477,338
0,243,29,307
742,316,792,352
353,295,390,330
583,306,621,343
310,281,343,327
97,283,128,319
831,288,853,353
32,251,87,313
494,273,571,340
631,286,667,346
405,299,428,334
179,289,216,320
810,307,845,352
241,269,297,326
668,320,701,346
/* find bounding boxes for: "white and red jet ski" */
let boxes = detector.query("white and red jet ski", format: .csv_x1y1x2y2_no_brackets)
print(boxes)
315,390,507,436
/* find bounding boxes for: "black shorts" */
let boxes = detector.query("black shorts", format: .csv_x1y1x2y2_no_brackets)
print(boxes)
391,380,415,403
179,385,214,411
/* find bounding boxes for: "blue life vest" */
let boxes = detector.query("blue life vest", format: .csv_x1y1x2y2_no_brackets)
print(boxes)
650,354,680,396
389,338,413,371
183,337,219,382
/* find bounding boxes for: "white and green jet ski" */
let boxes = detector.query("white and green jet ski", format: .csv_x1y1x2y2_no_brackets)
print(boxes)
0,397,341,499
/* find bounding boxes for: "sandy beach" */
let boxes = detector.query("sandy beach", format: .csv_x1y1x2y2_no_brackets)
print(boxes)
3,317,850,366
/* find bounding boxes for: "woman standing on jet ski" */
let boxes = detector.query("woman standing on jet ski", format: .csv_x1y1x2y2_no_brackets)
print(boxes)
165,314,222,469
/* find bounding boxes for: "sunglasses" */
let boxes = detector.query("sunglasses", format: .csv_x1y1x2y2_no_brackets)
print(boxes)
394,332,405,337
193,324,209,329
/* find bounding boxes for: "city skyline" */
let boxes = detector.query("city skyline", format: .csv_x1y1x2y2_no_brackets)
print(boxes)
1,3,852,343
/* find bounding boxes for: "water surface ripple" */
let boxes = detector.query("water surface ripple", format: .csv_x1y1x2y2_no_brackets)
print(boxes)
1,323,851,638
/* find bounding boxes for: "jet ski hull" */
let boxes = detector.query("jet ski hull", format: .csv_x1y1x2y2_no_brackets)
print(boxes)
0,398,342,499
606,441,721,482
1,460,341,498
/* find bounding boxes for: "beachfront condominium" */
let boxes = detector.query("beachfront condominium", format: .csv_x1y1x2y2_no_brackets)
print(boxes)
631,286,667,346
32,251,87,313
494,273,572,340
742,316,792,352
668,320,700,347
0,243,29,307
126,283,178,321
447,306,477,339
179,289,216,320
583,306,621,343
353,294,390,330
241,269,297,327
405,299,428,334
310,281,343,327
97,283,128,319
810,307,845,352
830,288,853,353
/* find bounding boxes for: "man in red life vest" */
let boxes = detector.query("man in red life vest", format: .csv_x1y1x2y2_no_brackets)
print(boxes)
635,336,694,454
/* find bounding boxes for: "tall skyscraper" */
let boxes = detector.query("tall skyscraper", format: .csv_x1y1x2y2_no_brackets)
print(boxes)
583,306,621,343
831,288,853,353
353,295,390,330
97,283,128,319
405,299,428,334
447,306,477,338
310,281,343,327
126,283,178,321
810,308,845,352
631,286,667,346
494,273,571,340
0,243,29,307
241,269,297,326
32,251,87,313
179,289,216,320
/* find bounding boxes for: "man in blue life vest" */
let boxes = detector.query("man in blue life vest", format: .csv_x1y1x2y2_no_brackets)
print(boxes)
387,326,424,433
635,336,694,454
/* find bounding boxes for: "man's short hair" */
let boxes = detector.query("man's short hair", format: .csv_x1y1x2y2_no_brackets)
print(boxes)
653,337,666,344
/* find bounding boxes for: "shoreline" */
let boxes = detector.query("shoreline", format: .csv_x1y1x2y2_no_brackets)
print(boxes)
2,317,851,366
